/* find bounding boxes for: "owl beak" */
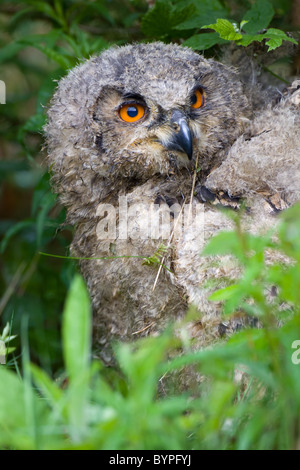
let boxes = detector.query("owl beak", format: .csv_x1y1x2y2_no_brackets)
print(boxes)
169,110,193,160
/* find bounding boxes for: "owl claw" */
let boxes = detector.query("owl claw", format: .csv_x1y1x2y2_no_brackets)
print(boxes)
195,185,242,210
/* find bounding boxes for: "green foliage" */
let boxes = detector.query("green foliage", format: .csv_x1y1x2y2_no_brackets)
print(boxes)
242,0,275,33
140,0,297,50
1,206,300,449
142,243,169,268
180,0,298,51
141,0,197,38
0,321,17,361
203,204,300,319
203,18,297,51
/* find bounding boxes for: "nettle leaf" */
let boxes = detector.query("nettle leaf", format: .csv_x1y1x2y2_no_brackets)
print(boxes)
171,3,196,29
242,0,274,34
239,28,298,50
202,18,242,41
176,16,217,31
176,0,226,13
237,33,266,47
263,28,298,51
141,0,195,38
141,1,174,37
175,0,228,31
201,16,297,51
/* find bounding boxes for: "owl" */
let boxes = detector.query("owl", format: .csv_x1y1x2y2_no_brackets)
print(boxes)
45,42,300,364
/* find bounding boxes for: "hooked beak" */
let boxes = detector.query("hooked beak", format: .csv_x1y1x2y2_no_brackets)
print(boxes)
166,110,193,160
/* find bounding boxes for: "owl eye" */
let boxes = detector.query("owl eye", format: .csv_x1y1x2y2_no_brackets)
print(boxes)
118,103,145,123
190,88,204,109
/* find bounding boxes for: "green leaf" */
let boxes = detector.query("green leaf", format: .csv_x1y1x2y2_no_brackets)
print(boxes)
9,6,35,27
63,29,109,58
175,0,227,29
238,29,298,50
141,0,195,38
25,0,64,26
19,39,74,69
209,284,240,301
264,28,298,51
268,264,300,304
31,172,52,216
1,323,10,340
242,0,274,34
22,113,46,133
35,76,59,115
237,33,266,47
62,274,92,440
278,203,300,259
183,32,227,50
0,219,35,253
30,363,63,410
0,368,27,428
62,274,91,382
0,367,47,448
0,42,27,64
141,0,175,37
35,191,57,248
202,18,243,41
176,13,224,31
240,20,249,31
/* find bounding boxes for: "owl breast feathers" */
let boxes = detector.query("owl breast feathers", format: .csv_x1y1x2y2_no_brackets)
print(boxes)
45,42,300,363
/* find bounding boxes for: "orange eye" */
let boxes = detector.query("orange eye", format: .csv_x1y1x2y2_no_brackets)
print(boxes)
190,88,204,109
118,103,145,122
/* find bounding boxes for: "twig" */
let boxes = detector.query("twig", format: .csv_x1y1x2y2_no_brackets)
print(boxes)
187,152,200,225
152,153,200,291
152,201,185,291
0,262,26,317
132,321,155,335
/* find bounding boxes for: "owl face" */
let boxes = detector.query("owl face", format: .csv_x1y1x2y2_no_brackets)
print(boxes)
91,80,203,177
46,42,251,189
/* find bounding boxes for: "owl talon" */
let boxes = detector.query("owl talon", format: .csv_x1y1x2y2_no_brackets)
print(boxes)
264,194,290,214
195,185,217,203
154,194,181,208
195,185,242,210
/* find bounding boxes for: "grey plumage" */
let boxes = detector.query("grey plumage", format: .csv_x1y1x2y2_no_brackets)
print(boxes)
45,42,300,363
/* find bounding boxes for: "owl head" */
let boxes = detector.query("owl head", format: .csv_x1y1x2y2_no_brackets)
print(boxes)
45,42,251,209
